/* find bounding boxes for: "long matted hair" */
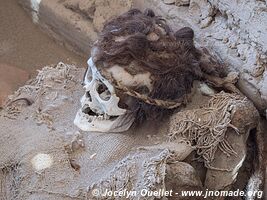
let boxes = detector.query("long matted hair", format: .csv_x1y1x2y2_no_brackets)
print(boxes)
92,9,203,122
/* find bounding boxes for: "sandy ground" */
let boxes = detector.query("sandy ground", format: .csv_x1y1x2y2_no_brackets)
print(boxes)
0,0,87,76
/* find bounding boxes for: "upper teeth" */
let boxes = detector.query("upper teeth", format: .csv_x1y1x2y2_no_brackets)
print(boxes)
104,114,109,120
86,113,111,121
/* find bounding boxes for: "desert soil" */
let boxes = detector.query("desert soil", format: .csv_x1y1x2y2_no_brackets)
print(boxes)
0,0,86,76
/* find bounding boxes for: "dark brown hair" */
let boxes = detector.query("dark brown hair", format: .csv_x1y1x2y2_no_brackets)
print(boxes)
93,9,203,122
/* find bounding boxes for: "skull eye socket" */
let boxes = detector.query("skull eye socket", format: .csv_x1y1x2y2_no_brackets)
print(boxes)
96,81,111,101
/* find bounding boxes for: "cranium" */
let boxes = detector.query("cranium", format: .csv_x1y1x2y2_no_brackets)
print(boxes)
74,58,135,132
74,9,202,132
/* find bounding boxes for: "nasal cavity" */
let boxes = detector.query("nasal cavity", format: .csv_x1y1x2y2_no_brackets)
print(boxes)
86,91,92,101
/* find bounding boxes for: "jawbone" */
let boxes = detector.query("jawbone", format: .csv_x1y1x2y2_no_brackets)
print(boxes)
74,109,135,133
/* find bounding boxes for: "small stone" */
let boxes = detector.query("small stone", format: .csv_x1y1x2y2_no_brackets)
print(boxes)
205,132,248,190
165,162,203,193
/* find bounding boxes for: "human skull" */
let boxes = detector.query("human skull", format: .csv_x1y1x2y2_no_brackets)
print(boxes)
74,8,199,133
74,58,135,132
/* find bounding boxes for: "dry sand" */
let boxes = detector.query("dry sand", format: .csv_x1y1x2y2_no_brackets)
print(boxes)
0,0,87,75
0,0,87,106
